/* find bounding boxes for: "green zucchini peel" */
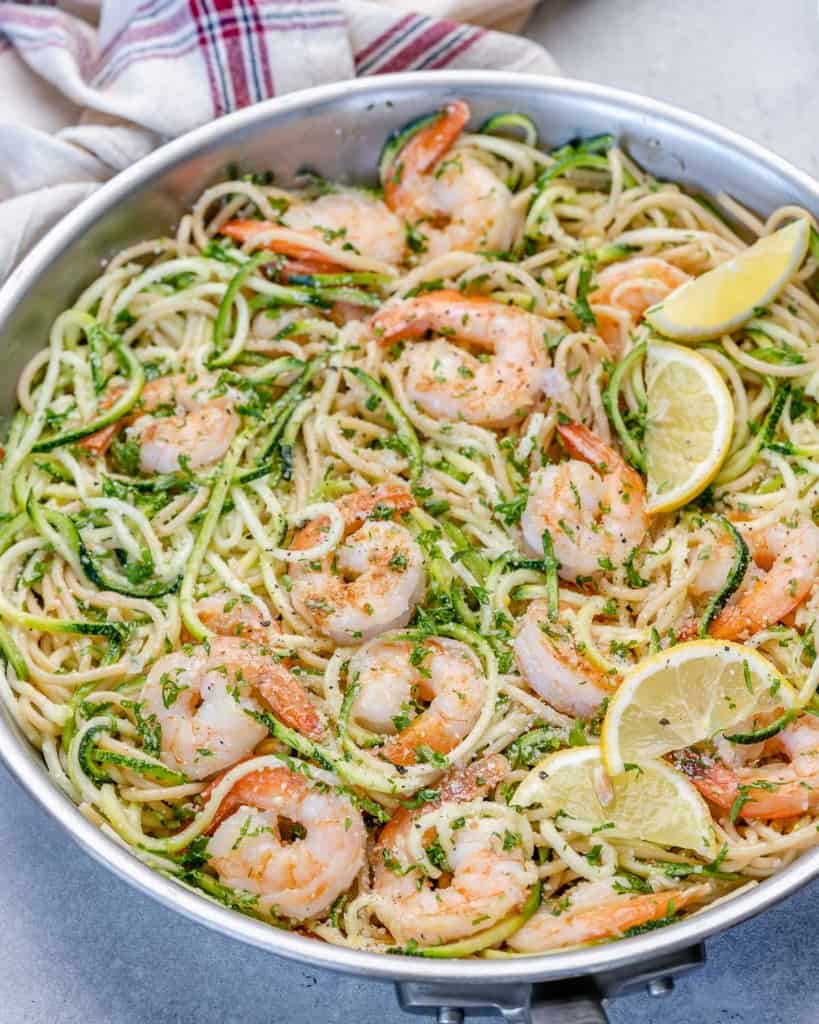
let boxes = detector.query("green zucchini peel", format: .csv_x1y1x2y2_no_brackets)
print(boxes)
347,367,423,481
412,881,541,958
27,495,181,599
33,329,145,452
698,515,750,637
604,341,647,471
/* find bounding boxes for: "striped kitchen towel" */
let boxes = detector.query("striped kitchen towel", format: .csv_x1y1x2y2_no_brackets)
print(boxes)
0,0,557,280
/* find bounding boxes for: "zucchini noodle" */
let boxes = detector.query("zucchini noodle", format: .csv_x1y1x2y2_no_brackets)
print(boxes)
4,101,819,959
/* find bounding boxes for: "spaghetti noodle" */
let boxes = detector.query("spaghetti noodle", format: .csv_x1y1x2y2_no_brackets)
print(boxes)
3,99,819,956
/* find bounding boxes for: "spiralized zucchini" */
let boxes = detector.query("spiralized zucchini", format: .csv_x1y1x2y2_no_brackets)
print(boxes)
3,102,819,961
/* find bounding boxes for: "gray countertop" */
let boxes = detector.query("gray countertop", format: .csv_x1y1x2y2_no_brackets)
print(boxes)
4,2,819,1021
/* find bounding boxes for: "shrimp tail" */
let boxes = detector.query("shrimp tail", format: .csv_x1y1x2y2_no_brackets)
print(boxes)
557,421,645,496
337,484,416,532
375,754,508,858
708,576,812,640
257,663,324,740
220,220,344,274
78,387,127,454
383,101,470,209
557,422,614,467
439,753,508,802
370,290,466,344
79,421,121,455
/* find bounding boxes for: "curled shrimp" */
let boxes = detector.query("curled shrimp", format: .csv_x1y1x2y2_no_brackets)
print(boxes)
688,518,819,641
206,764,367,920
290,485,424,644
372,290,550,428
382,100,517,260
221,188,405,269
589,257,690,353
348,636,487,767
507,879,711,953
129,374,240,475
140,637,322,780
676,714,819,821
372,755,537,946
521,422,648,581
514,600,614,718
82,373,239,474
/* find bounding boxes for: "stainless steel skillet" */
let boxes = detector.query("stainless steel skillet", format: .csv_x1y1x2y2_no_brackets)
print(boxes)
1,70,817,1024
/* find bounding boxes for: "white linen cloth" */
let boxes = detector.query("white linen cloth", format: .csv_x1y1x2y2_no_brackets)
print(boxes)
0,0,557,281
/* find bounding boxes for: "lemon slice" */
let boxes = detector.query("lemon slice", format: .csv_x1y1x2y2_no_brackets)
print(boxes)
601,640,796,776
644,341,734,514
513,745,718,857
645,219,809,341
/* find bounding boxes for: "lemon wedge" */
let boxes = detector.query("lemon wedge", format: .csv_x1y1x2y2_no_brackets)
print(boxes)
644,341,734,514
645,219,809,341
513,745,718,858
601,640,796,776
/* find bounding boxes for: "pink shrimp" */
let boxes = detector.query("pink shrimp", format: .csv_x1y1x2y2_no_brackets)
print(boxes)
221,189,404,269
372,755,536,947
348,636,487,767
508,879,711,952
514,601,614,718
290,485,424,643
80,373,239,472
371,290,550,428
684,518,819,641
140,637,322,780
589,257,690,352
206,765,367,921
675,715,819,821
382,100,516,259
521,422,648,580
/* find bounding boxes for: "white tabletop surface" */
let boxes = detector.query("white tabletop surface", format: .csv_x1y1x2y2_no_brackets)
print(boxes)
4,2,819,1022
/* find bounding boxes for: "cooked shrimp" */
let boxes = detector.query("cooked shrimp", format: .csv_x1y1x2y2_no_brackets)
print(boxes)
219,228,340,278
195,592,283,645
207,764,366,920
521,422,648,580
140,637,322,779
688,528,740,598
507,879,710,952
687,518,819,641
676,715,819,821
373,755,536,946
349,636,487,767
129,375,239,475
589,257,690,352
222,189,405,268
290,485,424,644
382,100,516,259
81,373,239,473
372,290,550,428
708,519,819,640
514,600,613,718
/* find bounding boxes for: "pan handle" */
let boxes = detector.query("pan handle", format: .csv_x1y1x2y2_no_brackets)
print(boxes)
395,941,705,1022
505,995,607,1024
396,982,608,1024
